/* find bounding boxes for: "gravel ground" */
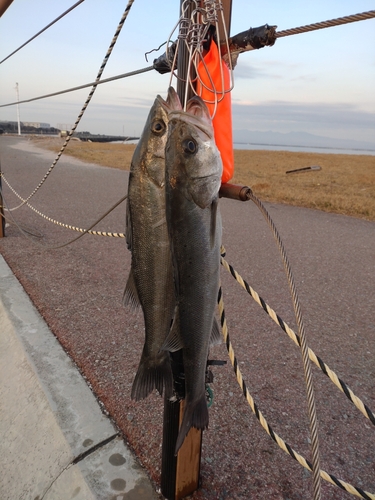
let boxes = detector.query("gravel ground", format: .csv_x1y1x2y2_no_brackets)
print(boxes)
1,136,374,499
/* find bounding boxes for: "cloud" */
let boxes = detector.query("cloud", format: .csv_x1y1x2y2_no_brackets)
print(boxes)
231,100,375,143
233,58,301,80
233,64,279,80
233,61,283,80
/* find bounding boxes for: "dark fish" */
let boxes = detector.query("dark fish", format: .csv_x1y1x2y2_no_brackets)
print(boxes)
124,90,181,400
163,87,222,452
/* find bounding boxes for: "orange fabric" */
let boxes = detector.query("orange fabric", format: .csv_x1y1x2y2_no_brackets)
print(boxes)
197,41,234,183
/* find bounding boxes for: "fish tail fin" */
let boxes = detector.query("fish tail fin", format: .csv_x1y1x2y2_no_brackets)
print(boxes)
175,395,209,454
131,351,173,401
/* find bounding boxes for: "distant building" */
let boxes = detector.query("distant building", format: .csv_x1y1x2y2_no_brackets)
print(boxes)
22,121,50,128
0,121,59,135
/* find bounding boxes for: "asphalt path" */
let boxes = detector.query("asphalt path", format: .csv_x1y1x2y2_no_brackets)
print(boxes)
1,136,374,499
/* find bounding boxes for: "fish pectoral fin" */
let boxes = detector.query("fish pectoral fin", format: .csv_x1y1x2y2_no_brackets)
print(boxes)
160,308,184,352
125,198,132,251
123,268,140,308
210,317,222,346
210,198,218,249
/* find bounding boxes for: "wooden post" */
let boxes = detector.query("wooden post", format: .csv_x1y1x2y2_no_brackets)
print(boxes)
161,354,203,500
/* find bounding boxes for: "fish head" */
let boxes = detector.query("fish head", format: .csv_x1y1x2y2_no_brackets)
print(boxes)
131,90,181,188
166,96,222,208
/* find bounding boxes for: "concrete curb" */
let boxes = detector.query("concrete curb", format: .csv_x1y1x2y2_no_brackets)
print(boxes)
0,255,159,500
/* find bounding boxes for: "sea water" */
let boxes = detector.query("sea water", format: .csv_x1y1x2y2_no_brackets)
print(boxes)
117,140,375,156
233,143,375,156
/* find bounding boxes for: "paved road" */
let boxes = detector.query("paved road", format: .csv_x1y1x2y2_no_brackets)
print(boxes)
1,136,374,499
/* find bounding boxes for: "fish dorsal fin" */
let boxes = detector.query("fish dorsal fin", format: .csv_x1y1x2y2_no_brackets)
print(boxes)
161,307,184,352
123,268,140,308
210,317,222,346
210,198,218,249
186,95,211,125
166,86,182,110
157,87,183,113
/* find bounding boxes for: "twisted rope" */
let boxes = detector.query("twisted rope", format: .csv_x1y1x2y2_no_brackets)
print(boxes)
276,10,375,38
220,255,375,426
0,179,127,249
1,173,125,239
26,207,126,239
217,287,375,500
9,0,136,211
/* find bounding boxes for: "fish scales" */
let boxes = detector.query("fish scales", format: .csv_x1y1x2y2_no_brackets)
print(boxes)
124,93,181,401
163,87,223,453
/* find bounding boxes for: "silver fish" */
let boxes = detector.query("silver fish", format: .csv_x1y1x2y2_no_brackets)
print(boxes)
163,87,222,453
124,90,181,401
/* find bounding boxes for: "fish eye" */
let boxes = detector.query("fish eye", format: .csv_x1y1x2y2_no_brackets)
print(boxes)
182,139,197,154
152,120,166,134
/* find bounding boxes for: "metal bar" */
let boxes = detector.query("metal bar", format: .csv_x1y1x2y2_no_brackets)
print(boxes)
176,1,196,107
154,23,276,75
217,0,233,42
219,183,252,201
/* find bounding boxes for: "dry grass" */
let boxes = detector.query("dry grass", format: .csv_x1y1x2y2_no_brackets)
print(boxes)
232,149,375,221
31,137,375,221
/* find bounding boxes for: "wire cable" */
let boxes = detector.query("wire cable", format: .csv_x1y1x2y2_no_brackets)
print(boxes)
246,190,322,499
276,10,375,38
0,0,85,65
2,10,374,108
6,0,136,211
0,66,153,108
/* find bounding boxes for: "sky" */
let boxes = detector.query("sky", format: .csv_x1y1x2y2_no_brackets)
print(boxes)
0,0,374,147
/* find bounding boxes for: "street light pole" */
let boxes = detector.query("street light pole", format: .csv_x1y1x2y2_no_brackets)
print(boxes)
15,82,21,135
